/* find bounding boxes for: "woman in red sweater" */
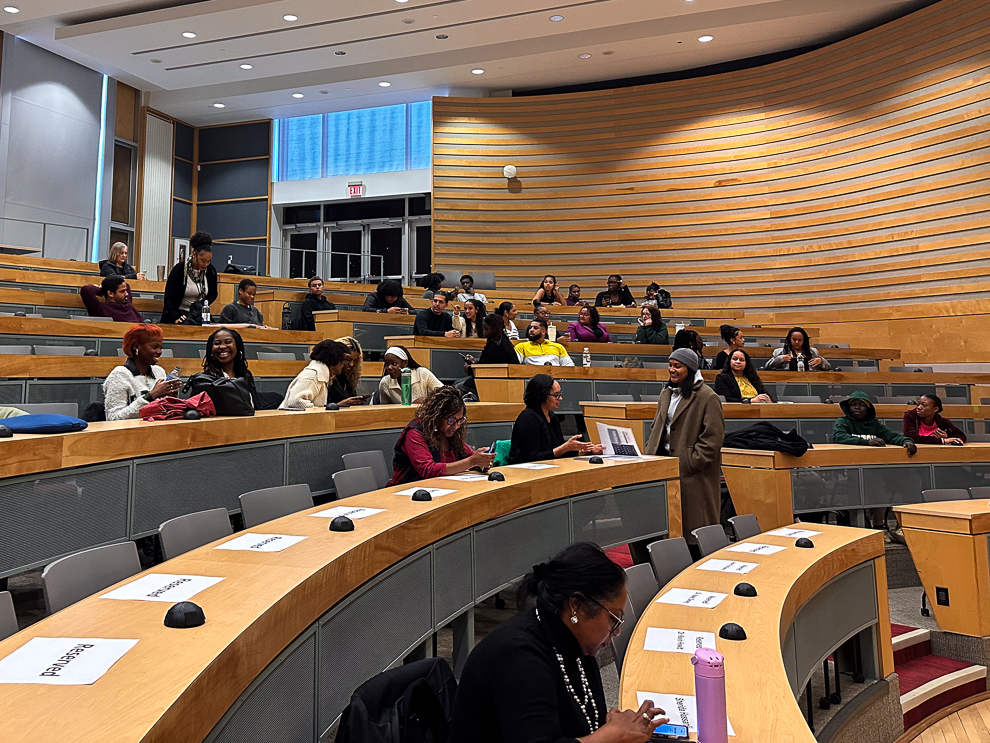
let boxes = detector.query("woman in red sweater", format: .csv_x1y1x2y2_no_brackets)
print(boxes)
903,394,967,445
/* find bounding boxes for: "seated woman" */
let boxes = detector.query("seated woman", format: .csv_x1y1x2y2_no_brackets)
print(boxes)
328,336,368,406
713,324,745,370
294,276,337,331
532,275,565,306
80,276,144,323
201,327,281,410
362,279,413,314
387,386,496,485
378,346,444,405
453,298,486,338
461,315,519,395
713,349,773,403
103,324,181,420
903,393,967,444
494,301,519,340
449,542,667,743
568,305,611,343
279,339,347,409
594,274,636,307
764,326,831,371
641,282,662,307
635,304,668,345
218,278,267,326
508,374,604,464
672,328,710,370
161,232,218,325
100,242,145,281
418,272,446,299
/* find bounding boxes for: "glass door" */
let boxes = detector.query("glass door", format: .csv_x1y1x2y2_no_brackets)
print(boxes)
287,230,319,280
369,223,403,279
326,225,363,282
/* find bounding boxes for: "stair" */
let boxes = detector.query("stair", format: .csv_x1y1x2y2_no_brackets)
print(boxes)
892,623,988,729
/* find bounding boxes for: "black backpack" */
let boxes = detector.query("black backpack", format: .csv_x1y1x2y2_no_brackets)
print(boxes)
656,288,672,308
722,422,811,456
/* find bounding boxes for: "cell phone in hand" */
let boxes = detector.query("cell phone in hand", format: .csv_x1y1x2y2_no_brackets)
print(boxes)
652,723,689,740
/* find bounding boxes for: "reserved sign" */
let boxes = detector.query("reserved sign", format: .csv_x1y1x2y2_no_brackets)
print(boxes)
0,637,137,685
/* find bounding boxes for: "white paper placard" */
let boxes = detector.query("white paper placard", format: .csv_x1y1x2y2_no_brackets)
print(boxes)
100,574,224,603
395,487,456,497
635,692,735,736
439,474,489,482
656,588,728,609
725,542,786,555
596,422,642,457
697,559,758,575
214,533,307,553
310,506,385,520
505,463,558,470
0,638,138,685
767,527,821,538
644,627,718,655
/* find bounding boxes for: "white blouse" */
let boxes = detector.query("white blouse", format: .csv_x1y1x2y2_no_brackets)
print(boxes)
103,363,166,420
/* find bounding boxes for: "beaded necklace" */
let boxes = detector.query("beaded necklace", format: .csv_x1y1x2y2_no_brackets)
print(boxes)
535,608,600,734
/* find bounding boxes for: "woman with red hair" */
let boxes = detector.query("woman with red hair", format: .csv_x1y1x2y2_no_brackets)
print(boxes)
103,324,180,420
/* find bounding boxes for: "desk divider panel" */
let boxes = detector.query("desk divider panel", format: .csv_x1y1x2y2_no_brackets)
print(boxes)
434,532,474,627
25,379,102,411
862,466,932,507
571,482,668,548
0,380,24,405
556,379,594,414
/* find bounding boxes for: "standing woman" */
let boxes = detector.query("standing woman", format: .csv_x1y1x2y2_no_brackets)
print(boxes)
568,305,611,343
764,326,831,371
494,301,519,340
533,275,566,306
635,305,669,345
377,346,443,405
388,386,496,485
713,325,746,370
645,349,725,553
161,232,218,324
328,336,368,406
903,394,967,445
103,324,180,420
279,339,347,409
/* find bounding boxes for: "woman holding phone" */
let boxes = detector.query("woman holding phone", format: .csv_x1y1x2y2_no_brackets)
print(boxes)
328,336,368,406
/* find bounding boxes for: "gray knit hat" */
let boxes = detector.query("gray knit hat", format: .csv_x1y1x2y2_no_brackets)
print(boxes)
669,348,700,372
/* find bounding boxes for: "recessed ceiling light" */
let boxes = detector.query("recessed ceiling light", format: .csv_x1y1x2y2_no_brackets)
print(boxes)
471,69,484,75
436,33,448,39
3,6,19,13
182,31,196,38
549,15,563,21
282,14,297,21
334,50,346,56
292,92,304,98
212,103,225,108
150,58,162,64
239,63,253,70
378,81,391,87
578,53,591,59
698,35,714,42
395,0,409,3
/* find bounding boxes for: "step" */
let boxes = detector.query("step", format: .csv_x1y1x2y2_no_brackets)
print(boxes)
891,624,931,666
897,653,987,730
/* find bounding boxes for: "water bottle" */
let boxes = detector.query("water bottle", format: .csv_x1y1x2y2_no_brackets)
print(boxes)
281,302,293,330
400,367,412,405
796,353,805,372
202,300,211,324
165,365,181,381
548,323,557,342
582,347,591,367
692,648,728,743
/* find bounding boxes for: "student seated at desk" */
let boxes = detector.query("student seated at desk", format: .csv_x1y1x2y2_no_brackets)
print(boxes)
462,315,518,370
218,278,267,326
456,274,489,305
568,305,611,343
903,393,967,445
494,301,519,340
99,242,145,281
516,320,575,366
161,232,218,325
673,328,710,370
327,336,368,407
508,374,603,464
635,305,668,345
293,276,337,331
452,298,485,338
533,303,552,325
565,283,588,307
377,346,444,405
414,293,460,337
80,276,144,323
201,327,281,410
713,349,773,403
363,279,413,314
764,326,831,371
594,274,636,308
278,339,347,410
533,274,565,306
418,272,446,299
713,324,746,370
449,542,668,743
103,324,181,420
387,386,495,485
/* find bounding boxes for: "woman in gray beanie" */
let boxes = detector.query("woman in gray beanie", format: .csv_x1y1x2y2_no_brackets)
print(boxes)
645,348,725,553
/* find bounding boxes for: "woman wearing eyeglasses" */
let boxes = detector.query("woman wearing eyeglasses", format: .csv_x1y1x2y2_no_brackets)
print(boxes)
388,385,496,485
508,373,604,464
449,541,668,743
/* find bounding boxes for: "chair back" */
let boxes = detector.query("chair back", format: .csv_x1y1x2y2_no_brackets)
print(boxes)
597,394,635,402
970,487,990,499
333,467,380,499
257,352,296,360
692,525,730,557
625,563,659,617
609,595,637,674
728,514,761,541
0,345,33,355
239,484,313,528
640,394,660,403
159,508,233,560
778,395,823,404
342,450,391,489
42,542,141,613
70,315,112,322
921,489,971,503
34,345,86,356
876,396,918,405
647,537,693,589
0,591,17,642
16,403,79,416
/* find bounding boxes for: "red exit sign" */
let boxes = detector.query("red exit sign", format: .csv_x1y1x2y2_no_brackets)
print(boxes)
348,182,365,198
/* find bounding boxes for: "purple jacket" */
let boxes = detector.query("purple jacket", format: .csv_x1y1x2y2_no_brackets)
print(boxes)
567,321,610,343
80,284,145,323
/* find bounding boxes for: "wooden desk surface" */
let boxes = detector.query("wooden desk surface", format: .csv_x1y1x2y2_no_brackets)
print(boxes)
0,403,524,480
619,523,887,742
0,355,307,379
581,402,990,421
0,286,163,313
721,442,990,470
0,456,678,743
894,500,990,535
0,316,319,344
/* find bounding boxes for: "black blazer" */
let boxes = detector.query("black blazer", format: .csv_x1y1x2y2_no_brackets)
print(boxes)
508,406,573,464
296,294,336,331
161,262,218,324
99,260,138,279
594,285,635,306
712,371,744,402
477,334,518,365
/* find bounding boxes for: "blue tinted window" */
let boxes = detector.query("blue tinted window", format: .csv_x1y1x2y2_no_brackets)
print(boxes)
281,115,323,181
409,101,432,171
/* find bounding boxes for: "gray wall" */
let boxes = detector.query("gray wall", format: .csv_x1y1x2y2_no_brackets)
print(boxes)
0,35,108,260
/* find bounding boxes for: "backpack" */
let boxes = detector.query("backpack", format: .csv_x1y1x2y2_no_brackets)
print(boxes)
722,422,811,456
657,288,673,309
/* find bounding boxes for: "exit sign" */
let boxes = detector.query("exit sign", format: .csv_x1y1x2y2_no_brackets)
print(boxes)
348,182,365,198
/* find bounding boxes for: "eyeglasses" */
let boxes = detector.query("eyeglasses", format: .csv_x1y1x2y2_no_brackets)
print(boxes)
590,597,624,634
445,415,467,427
549,391,563,399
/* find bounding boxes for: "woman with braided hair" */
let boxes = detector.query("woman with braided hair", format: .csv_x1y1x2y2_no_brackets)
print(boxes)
328,335,367,406
387,386,495,485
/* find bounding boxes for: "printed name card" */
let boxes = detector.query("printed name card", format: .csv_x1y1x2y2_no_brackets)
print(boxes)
644,628,718,655
311,506,385,520
505,463,558,470
215,534,307,552
767,527,821,538
395,487,456,497
655,588,728,609
0,638,138,685
635,692,736,736
696,559,758,575
100,574,224,603
440,474,489,482
725,542,786,555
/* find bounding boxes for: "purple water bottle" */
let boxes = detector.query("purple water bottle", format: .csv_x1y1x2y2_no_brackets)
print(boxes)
692,648,728,743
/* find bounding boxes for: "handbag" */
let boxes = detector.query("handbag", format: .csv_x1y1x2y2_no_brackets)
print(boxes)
178,300,204,326
182,373,255,416
140,392,217,421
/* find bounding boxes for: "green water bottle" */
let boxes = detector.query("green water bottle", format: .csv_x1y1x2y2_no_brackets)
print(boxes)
400,367,412,405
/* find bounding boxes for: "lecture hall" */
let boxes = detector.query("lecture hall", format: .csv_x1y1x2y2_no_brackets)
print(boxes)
0,0,987,740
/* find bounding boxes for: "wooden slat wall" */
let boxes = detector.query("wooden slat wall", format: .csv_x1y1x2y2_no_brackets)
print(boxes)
432,0,990,313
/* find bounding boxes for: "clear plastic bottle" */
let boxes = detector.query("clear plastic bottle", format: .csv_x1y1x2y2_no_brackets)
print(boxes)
548,323,557,342
582,347,591,367
400,367,412,405
202,300,211,324
796,353,806,372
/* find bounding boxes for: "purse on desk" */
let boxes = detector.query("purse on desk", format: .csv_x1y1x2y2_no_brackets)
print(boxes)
182,374,255,416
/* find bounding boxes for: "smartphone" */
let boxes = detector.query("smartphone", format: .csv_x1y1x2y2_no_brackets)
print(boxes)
459,353,472,360
652,723,689,740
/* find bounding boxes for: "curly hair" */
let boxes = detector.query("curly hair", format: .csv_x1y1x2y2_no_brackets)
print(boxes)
335,335,363,392
416,386,467,454
202,327,252,381
122,324,163,358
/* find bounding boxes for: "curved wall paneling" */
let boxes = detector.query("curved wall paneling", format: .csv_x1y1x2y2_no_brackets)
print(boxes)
432,0,990,314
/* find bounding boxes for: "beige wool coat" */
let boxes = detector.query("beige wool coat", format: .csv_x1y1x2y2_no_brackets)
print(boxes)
645,380,725,543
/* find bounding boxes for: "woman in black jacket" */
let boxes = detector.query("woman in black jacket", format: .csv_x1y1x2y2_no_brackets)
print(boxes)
362,279,413,313
507,374,603,464
460,315,518,397
712,349,772,403
161,232,218,324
